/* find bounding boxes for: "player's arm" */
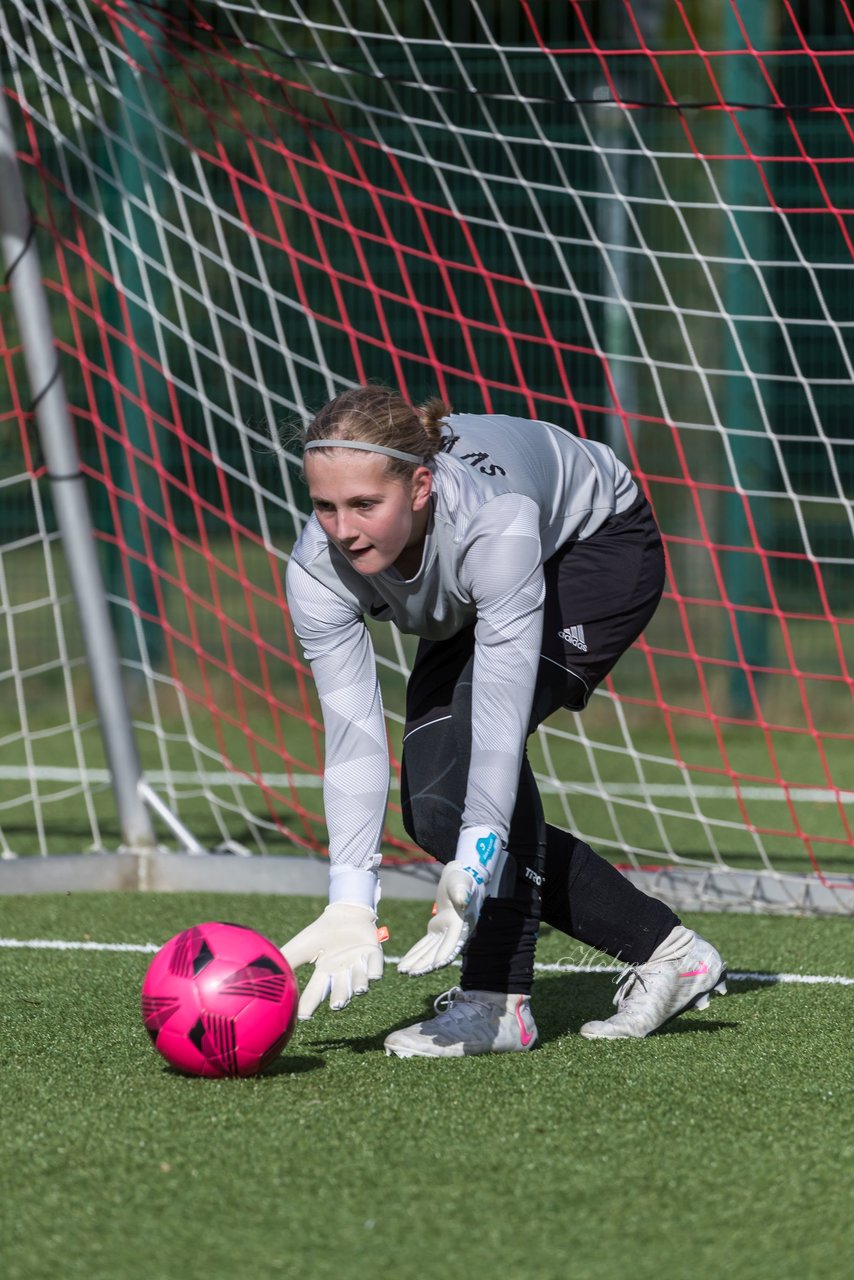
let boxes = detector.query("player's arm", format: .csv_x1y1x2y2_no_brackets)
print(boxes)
398,495,545,974
281,558,389,1017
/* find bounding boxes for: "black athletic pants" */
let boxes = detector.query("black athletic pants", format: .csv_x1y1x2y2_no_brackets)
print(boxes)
400,493,680,994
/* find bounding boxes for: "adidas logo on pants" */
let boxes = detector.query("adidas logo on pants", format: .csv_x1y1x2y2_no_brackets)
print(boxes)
559,625,587,652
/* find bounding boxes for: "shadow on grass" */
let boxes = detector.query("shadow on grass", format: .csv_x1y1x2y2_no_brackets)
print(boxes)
532,970,769,1044
288,971,775,1056
160,1053,325,1079
306,1031,390,1054
263,1053,326,1077
646,1019,740,1036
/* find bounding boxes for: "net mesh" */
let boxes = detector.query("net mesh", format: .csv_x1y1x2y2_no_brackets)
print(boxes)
0,0,851,909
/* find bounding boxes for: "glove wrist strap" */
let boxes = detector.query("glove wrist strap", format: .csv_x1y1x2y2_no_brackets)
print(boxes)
328,864,380,911
453,825,504,887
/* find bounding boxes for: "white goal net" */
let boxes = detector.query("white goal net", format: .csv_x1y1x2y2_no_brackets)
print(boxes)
1,1,852,913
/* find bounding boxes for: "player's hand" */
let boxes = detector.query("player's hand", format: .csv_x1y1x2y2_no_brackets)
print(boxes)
281,903,384,1019
396,862,485,975
398,828,504,976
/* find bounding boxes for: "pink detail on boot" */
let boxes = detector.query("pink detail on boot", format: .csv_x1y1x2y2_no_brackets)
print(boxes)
679,962,710,979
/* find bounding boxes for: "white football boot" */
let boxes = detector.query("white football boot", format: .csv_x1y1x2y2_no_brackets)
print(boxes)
580,927,727,1040
384,987,538,1058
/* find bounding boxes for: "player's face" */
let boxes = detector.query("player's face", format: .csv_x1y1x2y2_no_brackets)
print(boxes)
305,451,433,577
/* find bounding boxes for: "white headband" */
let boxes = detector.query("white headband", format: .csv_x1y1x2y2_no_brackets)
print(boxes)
303,439,425,464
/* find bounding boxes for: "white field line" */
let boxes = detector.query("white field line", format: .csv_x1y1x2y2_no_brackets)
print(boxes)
1,936,852,985
0,766,852,804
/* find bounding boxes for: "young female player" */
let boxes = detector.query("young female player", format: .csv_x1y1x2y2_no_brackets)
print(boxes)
281,385,726,1056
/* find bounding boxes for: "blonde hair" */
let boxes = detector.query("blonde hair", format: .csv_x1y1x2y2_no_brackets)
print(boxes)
304,385,451,478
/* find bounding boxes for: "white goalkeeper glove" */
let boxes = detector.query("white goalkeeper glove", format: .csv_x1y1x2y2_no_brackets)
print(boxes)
281,902,385,1020
397,827,504,977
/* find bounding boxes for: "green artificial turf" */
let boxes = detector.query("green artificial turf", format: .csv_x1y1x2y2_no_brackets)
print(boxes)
1,893,852,1280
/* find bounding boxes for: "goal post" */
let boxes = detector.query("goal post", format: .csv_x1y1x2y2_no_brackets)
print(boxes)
0,0,851,914
0,66,156,853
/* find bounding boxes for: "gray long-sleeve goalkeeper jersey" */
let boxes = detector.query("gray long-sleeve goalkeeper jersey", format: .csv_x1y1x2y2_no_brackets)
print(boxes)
285,413,637,871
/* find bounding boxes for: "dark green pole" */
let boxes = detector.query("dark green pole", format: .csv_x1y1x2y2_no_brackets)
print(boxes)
722,5,773,716
99,13,170,679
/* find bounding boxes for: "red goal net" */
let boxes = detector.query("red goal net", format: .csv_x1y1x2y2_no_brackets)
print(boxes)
1,1,851,911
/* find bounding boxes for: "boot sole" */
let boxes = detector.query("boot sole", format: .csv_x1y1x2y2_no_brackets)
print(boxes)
385,1036,539,1059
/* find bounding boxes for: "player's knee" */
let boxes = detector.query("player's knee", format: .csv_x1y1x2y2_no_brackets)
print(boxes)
562,667,592,712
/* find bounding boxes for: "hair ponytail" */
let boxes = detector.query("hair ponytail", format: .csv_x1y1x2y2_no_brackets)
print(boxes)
416,396,453,453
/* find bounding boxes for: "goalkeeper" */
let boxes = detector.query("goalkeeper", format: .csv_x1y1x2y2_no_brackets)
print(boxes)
282,385,726,1054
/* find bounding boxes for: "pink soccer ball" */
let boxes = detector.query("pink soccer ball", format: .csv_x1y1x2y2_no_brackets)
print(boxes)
141,921,299,1078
